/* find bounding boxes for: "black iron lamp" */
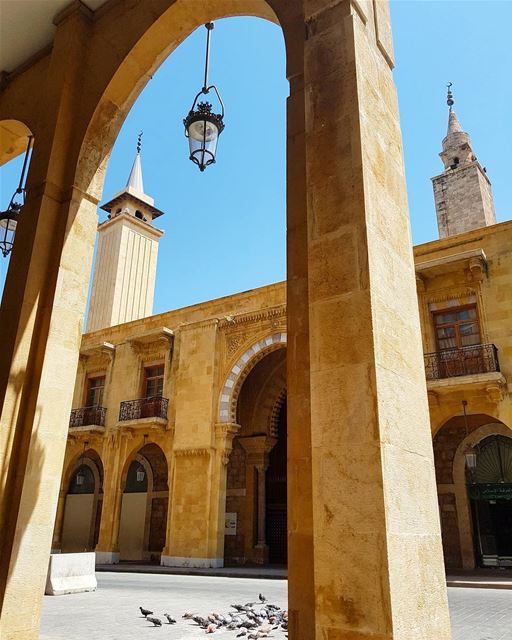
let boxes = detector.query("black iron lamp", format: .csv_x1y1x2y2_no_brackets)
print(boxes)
0,135,33,258
183,22,225,171
76,441,88,486
462,400,478,473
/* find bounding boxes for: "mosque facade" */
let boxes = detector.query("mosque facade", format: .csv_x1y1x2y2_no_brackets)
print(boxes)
54,97,512,571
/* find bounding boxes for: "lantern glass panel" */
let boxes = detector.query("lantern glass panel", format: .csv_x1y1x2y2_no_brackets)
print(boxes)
465,450,477,470
187,119,219,169
0,214,17,232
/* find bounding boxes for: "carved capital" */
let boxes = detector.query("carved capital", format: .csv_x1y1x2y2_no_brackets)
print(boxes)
468,256,486,282
486,382,505,404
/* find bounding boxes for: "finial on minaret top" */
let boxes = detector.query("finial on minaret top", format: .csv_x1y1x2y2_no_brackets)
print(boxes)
136,131,143,154
447,82,454,112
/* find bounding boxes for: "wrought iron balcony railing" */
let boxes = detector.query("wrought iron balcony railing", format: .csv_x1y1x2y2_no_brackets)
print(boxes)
70,406,106,428
118,396,169,422
424,343,500,381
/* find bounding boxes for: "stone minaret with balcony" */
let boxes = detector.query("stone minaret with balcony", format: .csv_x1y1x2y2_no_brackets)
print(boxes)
86,138,165,332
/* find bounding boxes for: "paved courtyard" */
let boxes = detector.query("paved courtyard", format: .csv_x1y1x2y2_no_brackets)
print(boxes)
39,573,512,640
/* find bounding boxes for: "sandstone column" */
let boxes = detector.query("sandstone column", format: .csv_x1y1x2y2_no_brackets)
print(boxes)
286,1,452,638
239,435,277,564
161,322,221,567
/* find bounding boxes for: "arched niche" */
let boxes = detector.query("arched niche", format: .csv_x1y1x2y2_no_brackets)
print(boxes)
61,450,104,553
118,442,169,562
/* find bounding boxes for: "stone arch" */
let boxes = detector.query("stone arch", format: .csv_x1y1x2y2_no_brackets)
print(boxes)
269,387,287,438
59,448,104,553
219,332,287,424
434,414,512,570
63,446,104,491
74,0,286,201
118,441,169,562
0,119,32,166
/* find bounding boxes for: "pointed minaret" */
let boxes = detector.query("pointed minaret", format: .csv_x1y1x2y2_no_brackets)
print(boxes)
432,84,496,238
86,133,165,332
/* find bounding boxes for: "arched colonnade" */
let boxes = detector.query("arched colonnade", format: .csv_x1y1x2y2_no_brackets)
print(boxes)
0,1,451,638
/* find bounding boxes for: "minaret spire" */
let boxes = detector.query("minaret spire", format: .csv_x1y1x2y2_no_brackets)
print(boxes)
431,84,496,238
446,82,454,112
126,131,144,193
87,131,165,332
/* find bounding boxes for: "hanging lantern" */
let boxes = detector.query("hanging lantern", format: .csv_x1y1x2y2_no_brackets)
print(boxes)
75,441,88,486
465,449,477,471
136,464,145,483
76,468,85,486
461,400,478,477
0,136,33,258
184,23,225,171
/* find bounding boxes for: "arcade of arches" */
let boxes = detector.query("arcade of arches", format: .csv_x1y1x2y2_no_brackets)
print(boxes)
0,1,454,639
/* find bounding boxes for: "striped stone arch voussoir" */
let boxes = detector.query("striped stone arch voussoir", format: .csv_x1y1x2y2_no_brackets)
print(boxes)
218,332,287,423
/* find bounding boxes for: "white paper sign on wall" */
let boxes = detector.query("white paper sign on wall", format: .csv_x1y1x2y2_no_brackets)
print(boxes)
225,512,237,536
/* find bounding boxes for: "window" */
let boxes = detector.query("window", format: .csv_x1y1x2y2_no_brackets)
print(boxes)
86,376,105,407
433,305,481,351
144,365,164,398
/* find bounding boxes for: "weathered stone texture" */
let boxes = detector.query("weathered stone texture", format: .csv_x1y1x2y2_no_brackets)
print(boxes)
433,163,496,238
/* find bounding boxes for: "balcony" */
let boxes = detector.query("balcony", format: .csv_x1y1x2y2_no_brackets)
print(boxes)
424,343,500,380
118,396,169,430
69,406,106,432
424,344,506,403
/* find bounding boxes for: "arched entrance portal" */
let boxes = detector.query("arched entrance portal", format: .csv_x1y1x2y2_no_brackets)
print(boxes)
61,449,103,553
469,435,512,567
224,346,286,565
118,442,168,562
434,414,512,569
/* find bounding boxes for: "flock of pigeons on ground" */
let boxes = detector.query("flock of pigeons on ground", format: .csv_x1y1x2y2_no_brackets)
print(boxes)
139,593,288,637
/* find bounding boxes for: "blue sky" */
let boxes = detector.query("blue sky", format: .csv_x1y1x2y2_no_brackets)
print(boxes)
1,1,511,315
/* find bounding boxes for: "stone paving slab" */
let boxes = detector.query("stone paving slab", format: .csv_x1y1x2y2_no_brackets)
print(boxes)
96,563,288,580
39,573,512,640
40,573,288,640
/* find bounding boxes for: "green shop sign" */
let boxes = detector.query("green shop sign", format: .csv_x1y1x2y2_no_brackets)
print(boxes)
469,483,512,501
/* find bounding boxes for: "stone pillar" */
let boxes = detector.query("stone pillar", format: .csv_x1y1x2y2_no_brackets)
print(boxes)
95,433,130,564
206,423,241,565
285,1,452,638
239,436,277,564
161,322,221,568
51,489,67,553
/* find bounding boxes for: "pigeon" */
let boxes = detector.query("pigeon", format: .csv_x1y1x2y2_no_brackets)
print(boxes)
147,616,162,627
206,623,217,633
259,593,267,603
164,613,176,624
139,606,153,617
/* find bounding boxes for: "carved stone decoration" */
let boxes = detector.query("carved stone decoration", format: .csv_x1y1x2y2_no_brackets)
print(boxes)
227,335,244,356
468,256,487,282
219,332,287,424
173,447,212,458
215,422,241,465
486,383,506,405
